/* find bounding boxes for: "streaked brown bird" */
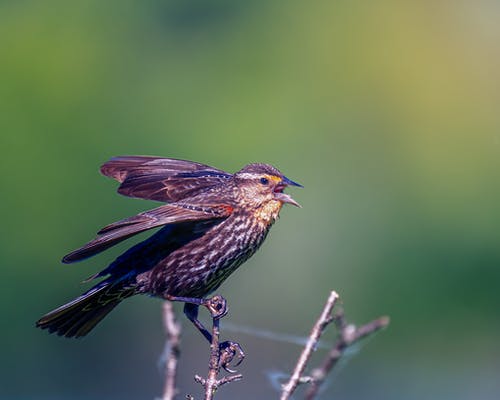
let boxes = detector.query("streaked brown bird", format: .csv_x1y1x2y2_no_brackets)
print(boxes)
36,156,302,343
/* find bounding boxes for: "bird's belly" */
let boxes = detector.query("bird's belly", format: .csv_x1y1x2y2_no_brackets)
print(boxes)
144,215,271,298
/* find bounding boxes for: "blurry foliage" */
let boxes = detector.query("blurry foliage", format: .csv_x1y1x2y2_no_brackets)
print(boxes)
0,1,499,399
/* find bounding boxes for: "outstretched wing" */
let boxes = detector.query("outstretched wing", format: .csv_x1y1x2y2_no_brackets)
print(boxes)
100,156,232,202
62,203,233,263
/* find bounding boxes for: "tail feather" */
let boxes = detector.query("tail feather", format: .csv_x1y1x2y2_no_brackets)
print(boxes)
36,284,132,338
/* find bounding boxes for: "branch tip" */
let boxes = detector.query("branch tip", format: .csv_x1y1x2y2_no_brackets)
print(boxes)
280,291,389,400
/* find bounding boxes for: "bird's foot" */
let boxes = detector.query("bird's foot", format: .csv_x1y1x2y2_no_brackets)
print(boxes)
219,341,245,373
203,295,228,320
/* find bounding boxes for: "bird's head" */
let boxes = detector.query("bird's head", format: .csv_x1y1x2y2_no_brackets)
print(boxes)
233,163,302,210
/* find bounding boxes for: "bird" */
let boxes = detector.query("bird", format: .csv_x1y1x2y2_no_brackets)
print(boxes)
36,156,302,345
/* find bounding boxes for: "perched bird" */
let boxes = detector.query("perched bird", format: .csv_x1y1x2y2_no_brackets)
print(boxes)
36,156,302,342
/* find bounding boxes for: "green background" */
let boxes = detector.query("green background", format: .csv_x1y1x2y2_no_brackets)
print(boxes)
1,1,499,399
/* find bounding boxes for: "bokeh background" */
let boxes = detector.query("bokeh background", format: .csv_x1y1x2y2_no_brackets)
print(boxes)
1,1,499,399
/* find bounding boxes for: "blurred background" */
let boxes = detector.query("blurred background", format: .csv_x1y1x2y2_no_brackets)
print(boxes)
1,0,499,399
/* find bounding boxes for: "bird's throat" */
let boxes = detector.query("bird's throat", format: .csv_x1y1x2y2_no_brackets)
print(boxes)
255,200,283,225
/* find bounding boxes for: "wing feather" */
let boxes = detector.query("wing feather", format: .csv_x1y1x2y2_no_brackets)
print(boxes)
62,203,232,264
100,156,232,202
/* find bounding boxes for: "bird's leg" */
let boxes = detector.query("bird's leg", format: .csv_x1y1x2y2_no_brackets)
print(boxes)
165,294,228,322
165,295,226,342
183,302,212,343
166,294,245,371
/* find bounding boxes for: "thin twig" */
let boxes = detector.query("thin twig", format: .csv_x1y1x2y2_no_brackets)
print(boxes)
161,301,182,400
205,317,222,399
304,311,390,399
280,291,339,400
194,296,243,399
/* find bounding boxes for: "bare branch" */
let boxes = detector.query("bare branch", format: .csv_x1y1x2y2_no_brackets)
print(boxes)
194,295,243,400
304,311,390,400
203,317,222,399
159,292,387,400
280,291,339,400
161,301,182,400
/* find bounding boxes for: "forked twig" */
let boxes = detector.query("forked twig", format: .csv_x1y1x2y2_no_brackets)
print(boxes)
304,311,389,399
194,296,243,400
160,292,387,399
280,291,389,400
280,291,339,400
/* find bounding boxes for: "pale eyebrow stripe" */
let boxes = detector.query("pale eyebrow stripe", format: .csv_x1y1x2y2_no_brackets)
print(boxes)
237,172,281,181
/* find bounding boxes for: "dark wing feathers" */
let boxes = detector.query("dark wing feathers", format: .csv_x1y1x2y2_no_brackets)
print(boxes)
100,156,232,202
62,203,232,264
116,174,232,203
100,156,227,182
63,156,233,263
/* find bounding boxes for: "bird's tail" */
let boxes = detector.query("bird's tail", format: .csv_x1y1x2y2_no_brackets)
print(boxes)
36,281,135,338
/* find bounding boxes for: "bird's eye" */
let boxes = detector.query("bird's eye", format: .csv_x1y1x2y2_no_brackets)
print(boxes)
260,177,269,185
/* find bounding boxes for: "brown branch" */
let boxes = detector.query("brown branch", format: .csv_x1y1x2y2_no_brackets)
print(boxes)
280,291,389,400
280,291,339,400
159,292,386,399
304,311,390,399
161,301,182,400
202,317,222,399
194,295,243,400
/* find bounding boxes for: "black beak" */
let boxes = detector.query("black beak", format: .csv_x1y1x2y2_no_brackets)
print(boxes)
282,176,303,188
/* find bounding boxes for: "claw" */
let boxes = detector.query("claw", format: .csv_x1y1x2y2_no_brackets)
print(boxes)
219,341,245,373
204,295,228,320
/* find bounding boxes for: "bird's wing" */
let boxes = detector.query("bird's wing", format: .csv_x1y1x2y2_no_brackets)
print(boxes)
100,156,232,202
62,203,233,263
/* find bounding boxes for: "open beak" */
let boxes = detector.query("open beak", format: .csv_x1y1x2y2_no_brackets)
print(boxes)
274,175,303,207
